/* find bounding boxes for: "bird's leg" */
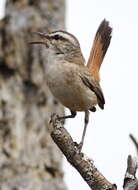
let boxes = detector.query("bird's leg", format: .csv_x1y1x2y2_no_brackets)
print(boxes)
57,110,76,120
78,110,90,151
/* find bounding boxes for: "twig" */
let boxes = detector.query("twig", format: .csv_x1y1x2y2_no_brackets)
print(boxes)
129,134,138,155
123,155,138,190
49,113,116,190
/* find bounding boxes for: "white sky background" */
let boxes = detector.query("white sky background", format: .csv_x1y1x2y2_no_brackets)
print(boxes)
65,0,138,189
0,0,138,190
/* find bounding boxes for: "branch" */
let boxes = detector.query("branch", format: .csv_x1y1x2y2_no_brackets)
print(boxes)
123,155,138,190
49,114,116,190
129,134,138,155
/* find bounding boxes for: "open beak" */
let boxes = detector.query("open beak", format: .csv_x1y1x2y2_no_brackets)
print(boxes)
29,32,50,47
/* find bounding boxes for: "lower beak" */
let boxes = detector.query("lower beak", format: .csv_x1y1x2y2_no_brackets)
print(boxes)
29,41,49,47
29,32,49,47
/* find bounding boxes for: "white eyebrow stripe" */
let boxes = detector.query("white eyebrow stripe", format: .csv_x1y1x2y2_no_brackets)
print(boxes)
50,31,79,46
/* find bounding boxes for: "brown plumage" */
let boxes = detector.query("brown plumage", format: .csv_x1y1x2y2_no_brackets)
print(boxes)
30,19,112,151
87,19,112,82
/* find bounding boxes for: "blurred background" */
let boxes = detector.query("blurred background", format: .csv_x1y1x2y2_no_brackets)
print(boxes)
0,0,138,190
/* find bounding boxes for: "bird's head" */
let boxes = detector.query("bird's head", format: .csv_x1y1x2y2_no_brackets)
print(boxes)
30,30,84,63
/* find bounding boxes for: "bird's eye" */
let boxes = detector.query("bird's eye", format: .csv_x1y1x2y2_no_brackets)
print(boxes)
53,35,60,40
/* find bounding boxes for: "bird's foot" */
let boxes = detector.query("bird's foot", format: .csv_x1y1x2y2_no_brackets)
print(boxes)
56,115,65,124
49,113,59,124
74,142,83,153
49,113,65,127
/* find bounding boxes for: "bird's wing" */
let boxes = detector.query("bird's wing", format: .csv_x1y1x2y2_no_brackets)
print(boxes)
79,71,105,109
87,19,112,82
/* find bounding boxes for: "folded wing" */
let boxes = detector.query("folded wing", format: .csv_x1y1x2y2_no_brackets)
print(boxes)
79,73,105,109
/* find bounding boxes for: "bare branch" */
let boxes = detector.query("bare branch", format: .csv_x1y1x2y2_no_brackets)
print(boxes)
49,114,116,190
130,134,138,155
123,155,138,190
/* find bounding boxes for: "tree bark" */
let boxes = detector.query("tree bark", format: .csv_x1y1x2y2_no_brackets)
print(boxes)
123,155,138,190
50,114,116,190
0,0,66,189
50,114,138,190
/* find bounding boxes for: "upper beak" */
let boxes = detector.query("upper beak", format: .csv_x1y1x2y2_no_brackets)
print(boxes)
29,32,50,47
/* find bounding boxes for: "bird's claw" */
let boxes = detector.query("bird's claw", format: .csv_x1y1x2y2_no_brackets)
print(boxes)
49,113,59,124
74,142,83,152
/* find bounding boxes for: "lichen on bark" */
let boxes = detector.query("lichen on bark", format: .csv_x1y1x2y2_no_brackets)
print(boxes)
0,0,66,189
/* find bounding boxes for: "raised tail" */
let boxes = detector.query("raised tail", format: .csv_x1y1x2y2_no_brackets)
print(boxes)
87,19,112,82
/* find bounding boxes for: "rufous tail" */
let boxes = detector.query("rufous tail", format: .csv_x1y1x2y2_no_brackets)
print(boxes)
87,19,112,82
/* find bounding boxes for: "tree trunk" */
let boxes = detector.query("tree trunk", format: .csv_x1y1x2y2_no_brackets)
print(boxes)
0,0,66,189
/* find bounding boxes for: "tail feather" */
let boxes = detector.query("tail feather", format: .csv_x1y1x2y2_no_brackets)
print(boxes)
87,19,112,82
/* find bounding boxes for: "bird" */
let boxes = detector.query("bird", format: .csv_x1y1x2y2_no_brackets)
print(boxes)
30,19,112,151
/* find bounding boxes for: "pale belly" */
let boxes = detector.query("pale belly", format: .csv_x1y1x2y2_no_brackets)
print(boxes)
51,85,97,111
45,63,98,111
